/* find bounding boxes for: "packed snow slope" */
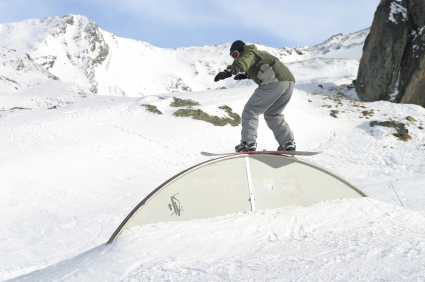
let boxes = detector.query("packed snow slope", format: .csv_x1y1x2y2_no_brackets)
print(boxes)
1,14,425,282
1,83,425,281
0,15,367,96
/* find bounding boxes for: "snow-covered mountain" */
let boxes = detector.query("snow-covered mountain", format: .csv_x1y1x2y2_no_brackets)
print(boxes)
0,15,368,97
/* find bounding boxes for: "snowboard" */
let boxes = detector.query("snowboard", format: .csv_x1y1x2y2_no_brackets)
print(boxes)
201,150,321,157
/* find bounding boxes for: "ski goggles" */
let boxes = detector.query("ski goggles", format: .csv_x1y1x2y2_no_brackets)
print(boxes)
230,50,240,59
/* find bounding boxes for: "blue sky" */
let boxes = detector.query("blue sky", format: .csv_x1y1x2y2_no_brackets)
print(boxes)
0,0,380,48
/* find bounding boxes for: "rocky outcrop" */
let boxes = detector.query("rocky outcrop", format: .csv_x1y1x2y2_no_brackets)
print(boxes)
167,77,192,92
62,15,109,93
356,0,425,107
34,55,57,70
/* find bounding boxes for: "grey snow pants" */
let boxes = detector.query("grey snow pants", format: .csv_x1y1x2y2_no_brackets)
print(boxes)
241,81,294,145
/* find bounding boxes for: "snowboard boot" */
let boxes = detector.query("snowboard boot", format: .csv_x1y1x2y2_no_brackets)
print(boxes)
277,140,296,151
235,141,257,152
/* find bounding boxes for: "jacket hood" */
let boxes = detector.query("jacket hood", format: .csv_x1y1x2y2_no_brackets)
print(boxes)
243,44,257,52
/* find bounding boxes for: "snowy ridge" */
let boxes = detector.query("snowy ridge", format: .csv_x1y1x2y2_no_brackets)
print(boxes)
0,15,109,93
0,15,369,97
309,28,370,58
260,27,370,63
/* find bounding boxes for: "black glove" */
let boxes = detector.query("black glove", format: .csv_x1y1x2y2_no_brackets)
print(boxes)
214,70,232,82
234,73,250,80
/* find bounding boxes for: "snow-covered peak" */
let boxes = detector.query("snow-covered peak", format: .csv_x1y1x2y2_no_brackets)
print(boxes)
0,15,370,97
312,28,370,55
0,15,88,53
0,14,111,93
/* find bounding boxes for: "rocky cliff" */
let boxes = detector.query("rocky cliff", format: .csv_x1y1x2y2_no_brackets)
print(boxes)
356,0,425,107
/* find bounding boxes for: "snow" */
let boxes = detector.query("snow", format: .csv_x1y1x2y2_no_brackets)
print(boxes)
0,46,58,95
389,71,401,102
11,199,425,281
389,2,407,24
286,58,359,85
1,15,425,282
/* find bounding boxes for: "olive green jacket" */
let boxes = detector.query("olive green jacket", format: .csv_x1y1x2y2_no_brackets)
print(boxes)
228,44,295,86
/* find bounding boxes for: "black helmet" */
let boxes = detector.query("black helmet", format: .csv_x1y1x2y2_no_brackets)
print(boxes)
230,40,245,55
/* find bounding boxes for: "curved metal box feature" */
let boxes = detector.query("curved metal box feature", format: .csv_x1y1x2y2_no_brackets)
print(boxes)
248,156,366,210
107,154,368,244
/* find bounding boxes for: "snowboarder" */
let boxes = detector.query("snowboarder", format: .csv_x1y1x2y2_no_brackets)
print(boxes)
214,40,296,152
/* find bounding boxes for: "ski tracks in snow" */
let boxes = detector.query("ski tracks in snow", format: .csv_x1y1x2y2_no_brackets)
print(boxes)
15,198,425,281
2,86,425,281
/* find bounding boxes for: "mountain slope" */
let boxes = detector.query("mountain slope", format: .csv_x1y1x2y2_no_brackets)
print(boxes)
0,46,58,94
0,15,369,97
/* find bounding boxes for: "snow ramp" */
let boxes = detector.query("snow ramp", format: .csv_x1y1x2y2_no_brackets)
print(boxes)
107,154,368,244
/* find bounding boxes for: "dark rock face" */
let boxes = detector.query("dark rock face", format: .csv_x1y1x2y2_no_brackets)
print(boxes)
356,0,410,102
356,0,425,107
398,27,425,106
398,0,425,106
